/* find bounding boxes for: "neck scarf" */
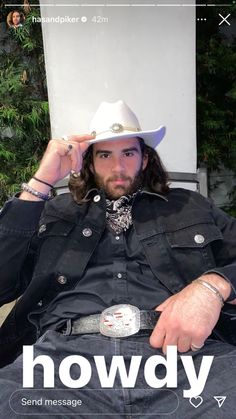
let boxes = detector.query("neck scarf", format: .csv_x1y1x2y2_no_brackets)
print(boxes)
105,192,138,234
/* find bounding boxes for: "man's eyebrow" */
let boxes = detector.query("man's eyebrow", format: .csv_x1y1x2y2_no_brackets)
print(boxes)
95,149,112,155
122,147,139,153
95,147,139,155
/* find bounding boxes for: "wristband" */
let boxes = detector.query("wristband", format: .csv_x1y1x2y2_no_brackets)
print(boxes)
21,183,51,201
32,176,54,189
194,278,225,307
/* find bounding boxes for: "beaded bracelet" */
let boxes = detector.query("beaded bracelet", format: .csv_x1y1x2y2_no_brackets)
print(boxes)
194,278,225,307
21,183,51,201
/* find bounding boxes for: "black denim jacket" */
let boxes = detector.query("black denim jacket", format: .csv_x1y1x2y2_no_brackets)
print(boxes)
0,188,236,366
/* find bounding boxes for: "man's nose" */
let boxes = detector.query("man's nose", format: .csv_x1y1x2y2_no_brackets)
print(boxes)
112,156,125,172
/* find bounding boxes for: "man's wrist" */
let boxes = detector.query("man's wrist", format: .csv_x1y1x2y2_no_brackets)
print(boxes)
198,273,231,302
19,177,52,202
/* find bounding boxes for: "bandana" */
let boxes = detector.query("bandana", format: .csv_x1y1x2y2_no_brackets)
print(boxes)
105,192,138,234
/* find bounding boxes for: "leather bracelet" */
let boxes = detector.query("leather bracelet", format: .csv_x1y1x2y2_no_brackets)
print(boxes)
21,183,51,201
32,176,53,189
194,279,225,307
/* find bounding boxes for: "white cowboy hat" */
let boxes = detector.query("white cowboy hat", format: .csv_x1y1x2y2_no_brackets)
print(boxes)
87,100,166,149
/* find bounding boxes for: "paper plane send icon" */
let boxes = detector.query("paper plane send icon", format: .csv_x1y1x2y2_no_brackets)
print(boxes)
214,396,226,408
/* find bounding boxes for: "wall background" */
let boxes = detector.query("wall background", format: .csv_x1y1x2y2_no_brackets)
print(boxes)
39,0,196,175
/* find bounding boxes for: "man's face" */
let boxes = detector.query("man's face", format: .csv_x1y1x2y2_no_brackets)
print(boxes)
12,12,21,26
91,138,148,199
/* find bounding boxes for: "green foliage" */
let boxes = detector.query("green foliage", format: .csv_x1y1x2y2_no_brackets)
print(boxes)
0,4,50,206
224,186,236,217
196,3,236,214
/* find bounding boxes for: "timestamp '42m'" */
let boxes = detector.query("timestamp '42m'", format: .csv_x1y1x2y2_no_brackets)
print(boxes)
92,16,109,23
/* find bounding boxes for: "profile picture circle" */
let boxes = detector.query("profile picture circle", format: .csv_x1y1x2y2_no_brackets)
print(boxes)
7,10,25,28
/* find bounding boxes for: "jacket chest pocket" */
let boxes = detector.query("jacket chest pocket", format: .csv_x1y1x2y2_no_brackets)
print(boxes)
35,220,75,275
165,222,223,280
35,220,99,294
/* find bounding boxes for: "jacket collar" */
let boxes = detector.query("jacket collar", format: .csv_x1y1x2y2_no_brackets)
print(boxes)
140,188,168,202
84,187,168,202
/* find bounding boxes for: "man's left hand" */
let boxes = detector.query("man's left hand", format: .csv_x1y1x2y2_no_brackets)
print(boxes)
150,273,231,353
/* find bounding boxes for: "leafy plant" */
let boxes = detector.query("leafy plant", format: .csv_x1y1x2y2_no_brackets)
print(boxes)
196,2,236,213
0,2,50,206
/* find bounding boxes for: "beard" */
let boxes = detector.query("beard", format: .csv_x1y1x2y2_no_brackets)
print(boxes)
93,169,144,199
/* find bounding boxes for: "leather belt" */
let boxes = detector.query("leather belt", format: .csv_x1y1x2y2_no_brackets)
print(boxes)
68,304,160,338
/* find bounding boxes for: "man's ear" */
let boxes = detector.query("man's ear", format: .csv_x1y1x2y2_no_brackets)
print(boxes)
142,153,148,170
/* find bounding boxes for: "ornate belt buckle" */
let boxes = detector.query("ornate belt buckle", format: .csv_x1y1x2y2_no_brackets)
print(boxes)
100,304,140,337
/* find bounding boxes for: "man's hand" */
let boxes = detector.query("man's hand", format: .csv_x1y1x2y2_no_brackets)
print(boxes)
150,273,231,354
20,134,95,201
35,134,95,186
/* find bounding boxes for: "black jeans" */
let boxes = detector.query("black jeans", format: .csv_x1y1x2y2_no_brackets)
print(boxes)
0,330,236,418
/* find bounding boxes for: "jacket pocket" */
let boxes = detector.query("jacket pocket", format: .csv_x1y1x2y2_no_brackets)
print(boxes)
35,220,75,274
165,222,223,280
166,222,223,248
38,220,75,238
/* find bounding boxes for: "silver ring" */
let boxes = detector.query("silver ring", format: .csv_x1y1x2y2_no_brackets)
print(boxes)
70,170,80,178
65,144,73,155
191,343,204,351
62,135,68,141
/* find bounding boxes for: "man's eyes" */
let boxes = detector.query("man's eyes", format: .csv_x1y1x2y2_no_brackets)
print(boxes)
98,151,135,159
99,153,110,158
124,152,134,157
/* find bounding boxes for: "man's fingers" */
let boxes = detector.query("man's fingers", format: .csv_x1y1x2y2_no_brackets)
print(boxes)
80,142,90,155
177,336,192,353
59,135,92,167
150,327,198,354
64,143,73,156
55,140,88,172
150,324,180,354
66,134,95,143
190,341,205,352
149,324,166,349
162,333,179,355
69,147,80,172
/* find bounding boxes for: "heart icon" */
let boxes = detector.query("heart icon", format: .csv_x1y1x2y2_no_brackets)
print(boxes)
189,396,203,408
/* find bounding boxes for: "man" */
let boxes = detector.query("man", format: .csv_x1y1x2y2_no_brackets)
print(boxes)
0,100,236,418
7,10,24,28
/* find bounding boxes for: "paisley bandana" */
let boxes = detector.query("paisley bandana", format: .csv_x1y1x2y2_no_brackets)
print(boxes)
106,192,139,234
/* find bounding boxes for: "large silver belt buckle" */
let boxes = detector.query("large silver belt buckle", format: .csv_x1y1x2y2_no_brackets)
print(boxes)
100,304,140,337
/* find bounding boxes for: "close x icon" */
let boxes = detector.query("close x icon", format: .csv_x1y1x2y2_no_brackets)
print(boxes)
218,13,231,26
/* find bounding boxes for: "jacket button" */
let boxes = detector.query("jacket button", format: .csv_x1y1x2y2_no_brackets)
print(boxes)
57,275,67,285
93,195,101,202
194,234,205,244
39,224,46,233
82,228,92,237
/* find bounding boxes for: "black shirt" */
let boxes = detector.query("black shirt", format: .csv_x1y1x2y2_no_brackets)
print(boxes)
33,223,171,332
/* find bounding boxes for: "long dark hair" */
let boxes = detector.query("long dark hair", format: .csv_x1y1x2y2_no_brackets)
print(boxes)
69,139,169,202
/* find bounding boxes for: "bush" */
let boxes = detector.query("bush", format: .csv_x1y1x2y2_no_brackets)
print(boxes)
0,4,50,205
